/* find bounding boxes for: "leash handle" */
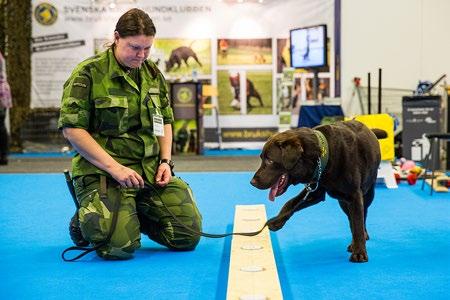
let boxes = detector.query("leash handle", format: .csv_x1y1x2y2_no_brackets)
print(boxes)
61,244,103,262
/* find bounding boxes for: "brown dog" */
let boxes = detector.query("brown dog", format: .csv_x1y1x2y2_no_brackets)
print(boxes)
250,120,387,263
165,46,202,72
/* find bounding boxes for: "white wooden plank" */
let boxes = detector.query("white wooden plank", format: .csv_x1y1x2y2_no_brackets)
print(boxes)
226,204,283,300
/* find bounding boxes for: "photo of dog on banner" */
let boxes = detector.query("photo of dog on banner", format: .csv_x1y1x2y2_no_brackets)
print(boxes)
228,71,264,111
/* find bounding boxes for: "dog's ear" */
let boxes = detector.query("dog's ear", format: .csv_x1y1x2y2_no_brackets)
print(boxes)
278,139,303,170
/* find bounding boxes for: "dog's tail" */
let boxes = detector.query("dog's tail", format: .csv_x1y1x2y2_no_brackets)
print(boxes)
189,40,197,49
371,128,388,139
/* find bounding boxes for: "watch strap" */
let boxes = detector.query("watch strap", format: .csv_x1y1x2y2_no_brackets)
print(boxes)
159,159,174,169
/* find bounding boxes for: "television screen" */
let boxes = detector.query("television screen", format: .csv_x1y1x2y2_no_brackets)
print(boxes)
290,24,327,69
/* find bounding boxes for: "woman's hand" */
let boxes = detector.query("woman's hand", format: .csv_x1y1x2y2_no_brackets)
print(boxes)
155,163,172,186
109,165,145,188
63,128,144,188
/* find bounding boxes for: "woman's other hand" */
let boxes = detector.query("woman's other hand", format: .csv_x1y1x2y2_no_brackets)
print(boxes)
155,163,171,187
110,165,144,188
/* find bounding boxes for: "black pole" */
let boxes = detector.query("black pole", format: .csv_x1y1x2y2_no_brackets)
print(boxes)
378,68,382,113
367,72,371,114
312,69,319,100
196,83,201,155
334,0,341,97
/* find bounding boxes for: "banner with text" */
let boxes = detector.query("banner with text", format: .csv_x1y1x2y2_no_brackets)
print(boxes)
32,0,334,148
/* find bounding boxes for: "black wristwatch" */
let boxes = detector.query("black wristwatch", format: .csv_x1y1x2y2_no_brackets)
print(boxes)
159,159,175,170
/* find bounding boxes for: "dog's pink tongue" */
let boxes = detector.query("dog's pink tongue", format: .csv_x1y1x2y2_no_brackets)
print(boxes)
269,182,279,201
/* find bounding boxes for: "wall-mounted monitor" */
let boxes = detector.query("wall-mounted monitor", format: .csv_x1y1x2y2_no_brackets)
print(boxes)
290,24,327,69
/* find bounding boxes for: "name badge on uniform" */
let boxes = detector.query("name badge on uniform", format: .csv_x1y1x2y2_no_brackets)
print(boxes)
153,114,164,136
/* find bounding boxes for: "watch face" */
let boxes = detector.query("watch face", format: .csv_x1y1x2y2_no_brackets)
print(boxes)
161,159,174,169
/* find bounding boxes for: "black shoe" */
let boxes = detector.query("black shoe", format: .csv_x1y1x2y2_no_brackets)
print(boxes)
69,212,89,247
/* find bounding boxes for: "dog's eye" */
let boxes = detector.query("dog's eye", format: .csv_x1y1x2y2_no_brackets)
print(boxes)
266,158,274,165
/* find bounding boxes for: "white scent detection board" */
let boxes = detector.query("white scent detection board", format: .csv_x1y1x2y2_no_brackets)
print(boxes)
226,204,283,300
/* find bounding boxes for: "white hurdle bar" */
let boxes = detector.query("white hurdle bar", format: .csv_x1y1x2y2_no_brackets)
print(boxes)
226,204,283,300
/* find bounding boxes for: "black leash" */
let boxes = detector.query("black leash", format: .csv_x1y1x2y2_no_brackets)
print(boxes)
143,183,270,238
142,182,317,239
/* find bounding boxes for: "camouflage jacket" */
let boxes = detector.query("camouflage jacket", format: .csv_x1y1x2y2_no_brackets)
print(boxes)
58,48,174,181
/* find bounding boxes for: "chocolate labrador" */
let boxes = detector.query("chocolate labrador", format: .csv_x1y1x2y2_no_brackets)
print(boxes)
250,120,387,262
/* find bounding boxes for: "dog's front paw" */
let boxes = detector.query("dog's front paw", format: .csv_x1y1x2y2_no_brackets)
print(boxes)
267,216,287,231
349,250,368,263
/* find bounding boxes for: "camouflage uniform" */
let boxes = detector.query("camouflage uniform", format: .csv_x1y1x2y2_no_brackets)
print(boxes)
58,49,202,260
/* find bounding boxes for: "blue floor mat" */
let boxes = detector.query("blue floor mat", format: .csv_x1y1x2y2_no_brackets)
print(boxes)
203,149,261,156
0,173,449,299
10,152,75,158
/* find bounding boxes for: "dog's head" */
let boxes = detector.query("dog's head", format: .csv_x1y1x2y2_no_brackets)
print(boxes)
250,129,319,201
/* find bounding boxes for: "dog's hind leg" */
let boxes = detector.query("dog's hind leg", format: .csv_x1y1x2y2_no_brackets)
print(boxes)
339,196,369,255
347,191,368,262
192,54,203,67
362,183,375,240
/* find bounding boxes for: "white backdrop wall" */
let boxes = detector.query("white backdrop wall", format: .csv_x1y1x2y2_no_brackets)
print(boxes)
341,0,450,116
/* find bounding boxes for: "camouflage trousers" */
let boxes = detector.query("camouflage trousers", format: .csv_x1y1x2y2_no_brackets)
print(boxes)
73,175,202,260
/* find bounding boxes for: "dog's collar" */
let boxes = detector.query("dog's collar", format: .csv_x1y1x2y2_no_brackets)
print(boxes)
311,130,329,182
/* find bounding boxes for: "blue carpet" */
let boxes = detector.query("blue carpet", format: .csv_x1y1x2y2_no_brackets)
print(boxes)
10,152,75,158
203,149,261,156
0,173,449,299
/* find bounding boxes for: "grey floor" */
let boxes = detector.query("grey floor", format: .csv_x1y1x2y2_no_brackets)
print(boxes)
0,154,262,173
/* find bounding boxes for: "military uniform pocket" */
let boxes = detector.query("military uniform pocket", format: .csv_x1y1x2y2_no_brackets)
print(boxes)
94,95,129,136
